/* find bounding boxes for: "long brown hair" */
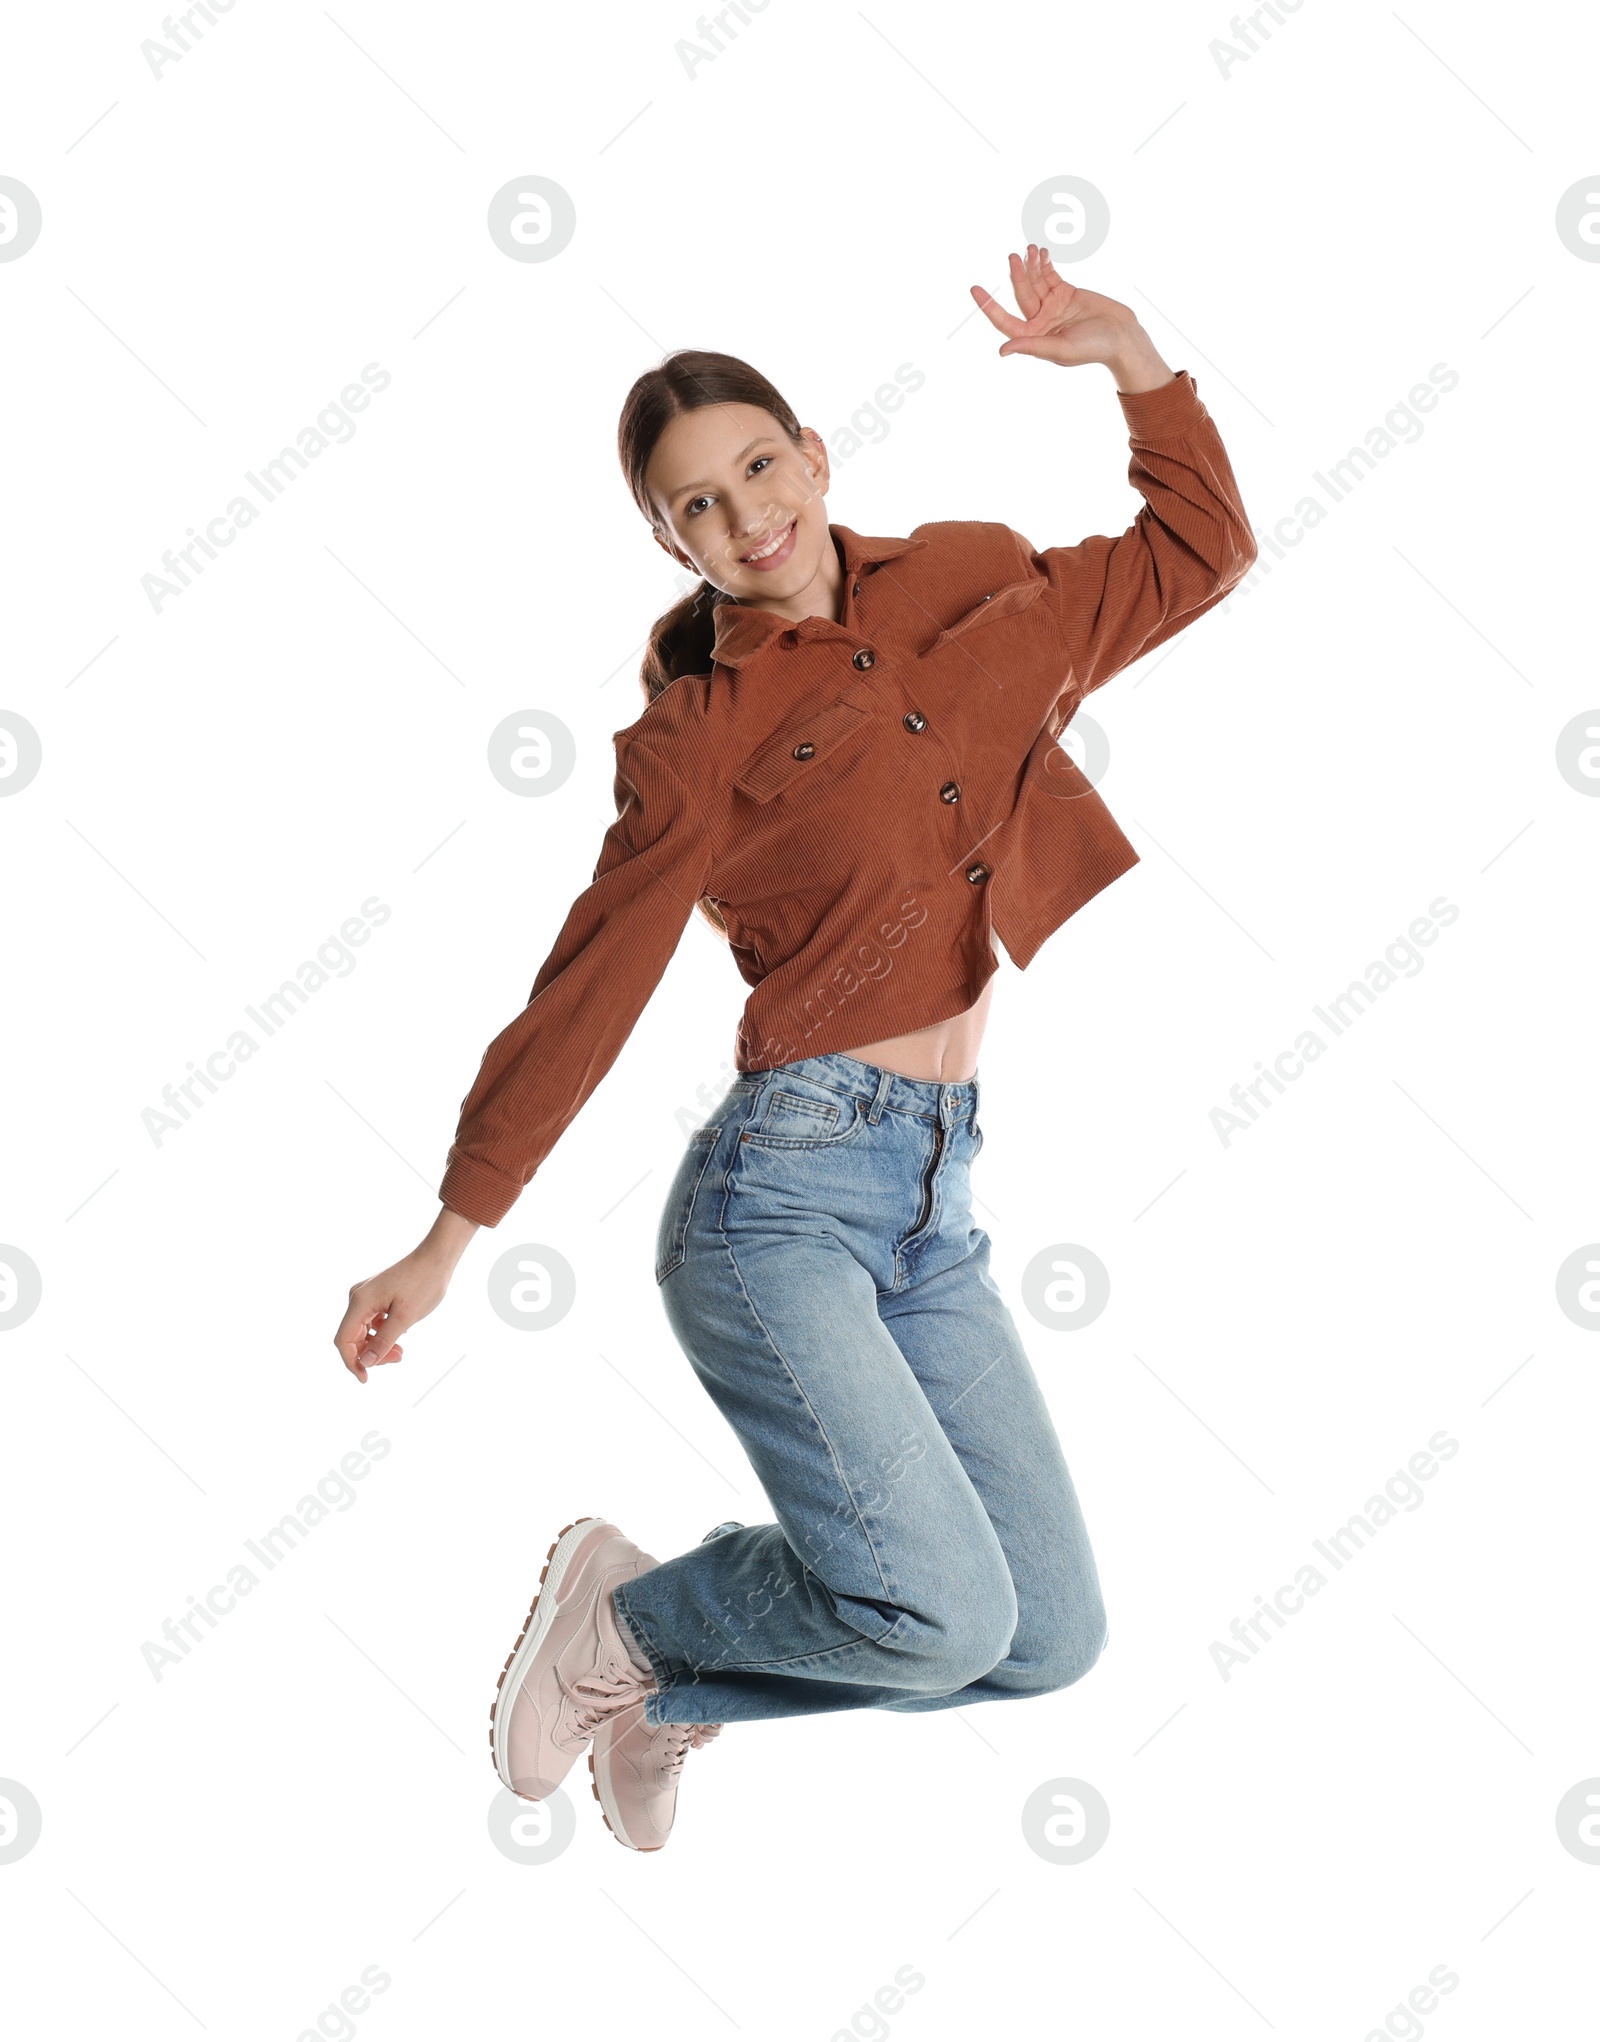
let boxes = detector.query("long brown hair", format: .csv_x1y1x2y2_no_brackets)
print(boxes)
617,349,810,941
617,348,807,708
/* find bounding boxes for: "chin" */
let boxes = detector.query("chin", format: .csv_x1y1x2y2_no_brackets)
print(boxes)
763,520,824,586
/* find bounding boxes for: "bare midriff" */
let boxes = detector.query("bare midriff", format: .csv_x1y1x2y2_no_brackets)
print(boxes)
834,927,1000,1083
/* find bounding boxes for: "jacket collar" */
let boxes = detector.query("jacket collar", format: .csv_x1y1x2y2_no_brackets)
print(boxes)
710,524,926,670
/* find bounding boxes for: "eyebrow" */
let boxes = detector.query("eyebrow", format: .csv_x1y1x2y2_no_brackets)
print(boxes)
668,436,778,503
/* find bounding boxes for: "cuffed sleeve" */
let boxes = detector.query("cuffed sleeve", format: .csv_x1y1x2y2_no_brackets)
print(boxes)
438,739,715,1228
1022,369,1257,704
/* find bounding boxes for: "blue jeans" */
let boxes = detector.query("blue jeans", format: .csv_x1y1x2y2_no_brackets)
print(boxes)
609,1053,1108,1728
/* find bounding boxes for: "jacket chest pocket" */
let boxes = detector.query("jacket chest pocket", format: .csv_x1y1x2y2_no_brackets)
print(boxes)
734,691,872,803
929,575,1046,652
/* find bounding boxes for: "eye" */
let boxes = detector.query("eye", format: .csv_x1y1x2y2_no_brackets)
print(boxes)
685,454,773,517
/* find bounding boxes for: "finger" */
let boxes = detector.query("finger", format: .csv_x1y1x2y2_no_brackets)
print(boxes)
1030,245,1069,316
336,1295,411,1376
335,1297,380,1380
360,1310,414,1368
1011,246,1043,322
1012,247,1053,322
969,284,1025,338
341,1331,406,1382
1036,249,1077,311
359,1306,406,1372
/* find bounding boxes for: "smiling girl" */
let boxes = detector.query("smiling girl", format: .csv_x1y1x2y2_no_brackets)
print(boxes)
335,248,1256,1852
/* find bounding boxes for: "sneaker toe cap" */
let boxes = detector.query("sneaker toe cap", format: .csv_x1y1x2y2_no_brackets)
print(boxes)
508,1771,566,1800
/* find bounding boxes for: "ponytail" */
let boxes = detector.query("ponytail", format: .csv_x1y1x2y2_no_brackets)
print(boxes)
640,576,725,707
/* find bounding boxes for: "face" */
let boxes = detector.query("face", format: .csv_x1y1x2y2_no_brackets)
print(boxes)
644,400,834,608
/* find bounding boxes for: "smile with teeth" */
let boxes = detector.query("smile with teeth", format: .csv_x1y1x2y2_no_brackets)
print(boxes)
741,521,795,563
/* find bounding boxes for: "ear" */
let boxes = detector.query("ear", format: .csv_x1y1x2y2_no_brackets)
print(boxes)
650,523,696,574
797,426,831,500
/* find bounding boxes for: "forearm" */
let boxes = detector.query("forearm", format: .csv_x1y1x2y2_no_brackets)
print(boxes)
1104,325,1175,395
426,1202,481,1265
1024,347,1257,697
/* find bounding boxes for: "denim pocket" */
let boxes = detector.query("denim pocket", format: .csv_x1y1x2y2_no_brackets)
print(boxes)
655,1125,722,1283
743,1079,864,1151
759,1088,840,1138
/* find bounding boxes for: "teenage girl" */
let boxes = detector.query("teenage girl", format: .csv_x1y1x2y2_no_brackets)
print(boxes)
334,248,1255,1852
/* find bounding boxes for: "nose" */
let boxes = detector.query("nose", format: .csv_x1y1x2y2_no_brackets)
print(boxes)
722,517,777,569
728,480,786,542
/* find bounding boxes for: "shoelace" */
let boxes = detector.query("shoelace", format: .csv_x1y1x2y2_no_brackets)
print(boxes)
659,1722,723,1781
568,1669,656,1739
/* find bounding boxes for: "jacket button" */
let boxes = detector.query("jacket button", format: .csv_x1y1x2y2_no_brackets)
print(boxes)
852,581,861,597
792,741,816,760
903,710,926,733
852,648,875,670
981,592,993,602
966,862,990,884
940,781,961,803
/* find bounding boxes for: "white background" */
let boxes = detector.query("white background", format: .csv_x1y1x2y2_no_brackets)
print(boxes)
2,0,1597,2035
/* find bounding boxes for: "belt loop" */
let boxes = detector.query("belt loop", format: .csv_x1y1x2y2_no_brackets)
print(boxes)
866,1065,893,1124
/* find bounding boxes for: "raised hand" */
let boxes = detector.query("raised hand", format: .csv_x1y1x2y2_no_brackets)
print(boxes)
970,246,1167,384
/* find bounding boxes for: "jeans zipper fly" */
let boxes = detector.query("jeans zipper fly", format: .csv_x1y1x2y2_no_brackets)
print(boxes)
911,1119,945,1237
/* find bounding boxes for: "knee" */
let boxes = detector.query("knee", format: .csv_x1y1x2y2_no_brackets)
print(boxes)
902,1564,1020,1694
1008,1589,1108,1696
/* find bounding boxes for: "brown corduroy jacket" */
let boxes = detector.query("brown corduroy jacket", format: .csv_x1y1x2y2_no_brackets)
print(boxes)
440,368,1255,1227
